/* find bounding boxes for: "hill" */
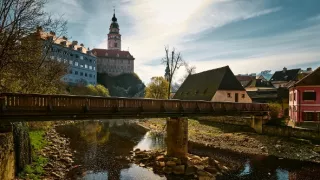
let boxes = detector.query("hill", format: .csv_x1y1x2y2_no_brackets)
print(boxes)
97,73,145,97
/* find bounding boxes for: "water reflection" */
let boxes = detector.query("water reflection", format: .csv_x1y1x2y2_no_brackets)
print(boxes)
56,120,320,180
56,120,166,180
134,131,166,151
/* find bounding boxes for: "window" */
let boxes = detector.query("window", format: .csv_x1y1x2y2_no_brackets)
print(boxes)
80,64,84,68
80,56,83,60
80,72,83,76
76,55,79,58
75,71,78,75
303,91,316,101
89,66,92,70
69,70,72,74
114,43,118,47
294,93,296,101
85,73,87,77
69,60,73,65
85,64,88,68
242,94,245,98
75,62,79,66
303,112,315,121
227,93,231,98
89,74,92,78
93,67,96,71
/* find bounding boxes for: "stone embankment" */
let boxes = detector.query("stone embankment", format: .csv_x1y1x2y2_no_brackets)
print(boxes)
139,119,320,163
40,128,74,179
130,148,228,180
0,133,15,180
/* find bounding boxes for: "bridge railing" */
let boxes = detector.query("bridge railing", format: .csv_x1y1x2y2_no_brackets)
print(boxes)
0,93,269,119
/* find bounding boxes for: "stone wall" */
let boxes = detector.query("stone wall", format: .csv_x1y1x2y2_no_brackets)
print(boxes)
197,116,252,126
0,133,15,180
13,122,32,175
263,125,320,141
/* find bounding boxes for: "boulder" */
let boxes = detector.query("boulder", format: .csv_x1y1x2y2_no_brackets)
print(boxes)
185,166,197,176
156,155,165,161
163,167,172,174
173,165,185,175
166,161,176,167
314,146,320,153
159,161,165,167
204,166,218,174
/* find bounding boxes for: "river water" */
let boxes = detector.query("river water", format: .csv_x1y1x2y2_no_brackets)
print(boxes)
56,120,320,180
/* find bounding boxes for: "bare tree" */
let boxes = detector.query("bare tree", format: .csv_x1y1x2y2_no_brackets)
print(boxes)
0,0,67,94
162,46,184,99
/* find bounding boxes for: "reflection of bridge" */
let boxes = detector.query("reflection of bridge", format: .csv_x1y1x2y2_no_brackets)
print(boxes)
0,93,269,121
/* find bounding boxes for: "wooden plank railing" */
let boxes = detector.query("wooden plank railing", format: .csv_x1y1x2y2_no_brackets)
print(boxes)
0,93,269,121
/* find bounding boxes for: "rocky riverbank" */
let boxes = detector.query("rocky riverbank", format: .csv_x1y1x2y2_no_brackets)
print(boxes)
17,121,76,180
138,118,320,163
40,128,74,179
130,148,229,180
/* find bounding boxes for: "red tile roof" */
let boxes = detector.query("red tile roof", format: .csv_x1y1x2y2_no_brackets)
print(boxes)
92,48,135,60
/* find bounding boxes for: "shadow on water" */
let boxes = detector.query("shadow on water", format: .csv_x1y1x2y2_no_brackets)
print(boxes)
56,120,320,180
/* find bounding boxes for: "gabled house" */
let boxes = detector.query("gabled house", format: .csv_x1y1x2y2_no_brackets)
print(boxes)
289,67,320,123
270,67,301,88
173,66,252,103
235,75,255,87
245,78,277,103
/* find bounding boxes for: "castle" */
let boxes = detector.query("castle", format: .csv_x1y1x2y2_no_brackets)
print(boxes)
92,10,135,76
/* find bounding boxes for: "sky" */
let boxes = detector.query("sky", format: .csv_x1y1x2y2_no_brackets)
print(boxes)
45,0,320,84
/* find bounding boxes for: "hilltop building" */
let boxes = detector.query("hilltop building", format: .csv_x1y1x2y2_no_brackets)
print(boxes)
173,66,252,103
36,27,97,85
289,67,320,123
92,10,135,76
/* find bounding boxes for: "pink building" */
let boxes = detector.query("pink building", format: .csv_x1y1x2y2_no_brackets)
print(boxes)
289,67,320,123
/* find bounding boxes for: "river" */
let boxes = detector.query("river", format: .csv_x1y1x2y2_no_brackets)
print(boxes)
55,120,320,180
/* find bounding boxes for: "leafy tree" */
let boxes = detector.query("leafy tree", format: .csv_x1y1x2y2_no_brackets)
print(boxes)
0,0,67,94
145,76,169,99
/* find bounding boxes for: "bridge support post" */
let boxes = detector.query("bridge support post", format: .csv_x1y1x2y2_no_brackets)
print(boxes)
166,117,188,160
251,116,267,134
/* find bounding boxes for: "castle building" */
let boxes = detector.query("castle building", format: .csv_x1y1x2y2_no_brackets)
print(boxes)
36,27,97,85
92,10,135,76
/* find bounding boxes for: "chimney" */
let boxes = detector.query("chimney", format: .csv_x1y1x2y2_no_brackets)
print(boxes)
283,67,287,73
307,67,312,71
72,41,78,45
80,43,84,47
62,36,68,40
49,31,56,36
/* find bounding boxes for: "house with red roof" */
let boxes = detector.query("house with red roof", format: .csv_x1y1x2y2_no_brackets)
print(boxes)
92,10,135,76
289,67,320,123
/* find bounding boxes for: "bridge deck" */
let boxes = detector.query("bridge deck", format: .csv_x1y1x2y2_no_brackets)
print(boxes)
0,93,269,122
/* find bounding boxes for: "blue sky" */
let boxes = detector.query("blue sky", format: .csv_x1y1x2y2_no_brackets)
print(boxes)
45,0,320,84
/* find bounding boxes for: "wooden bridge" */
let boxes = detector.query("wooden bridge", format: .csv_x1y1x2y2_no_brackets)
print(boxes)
0,93,269,122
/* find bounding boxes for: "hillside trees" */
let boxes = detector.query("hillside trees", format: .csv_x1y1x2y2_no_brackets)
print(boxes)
145,76,169,99
0,0,67,94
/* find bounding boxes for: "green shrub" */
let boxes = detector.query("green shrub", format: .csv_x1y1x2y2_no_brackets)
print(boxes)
268,102,282,119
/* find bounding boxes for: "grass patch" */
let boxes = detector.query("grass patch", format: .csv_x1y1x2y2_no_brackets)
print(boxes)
19,130,48,180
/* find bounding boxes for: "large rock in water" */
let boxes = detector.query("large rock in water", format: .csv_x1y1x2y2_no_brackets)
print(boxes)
97,73,146,97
